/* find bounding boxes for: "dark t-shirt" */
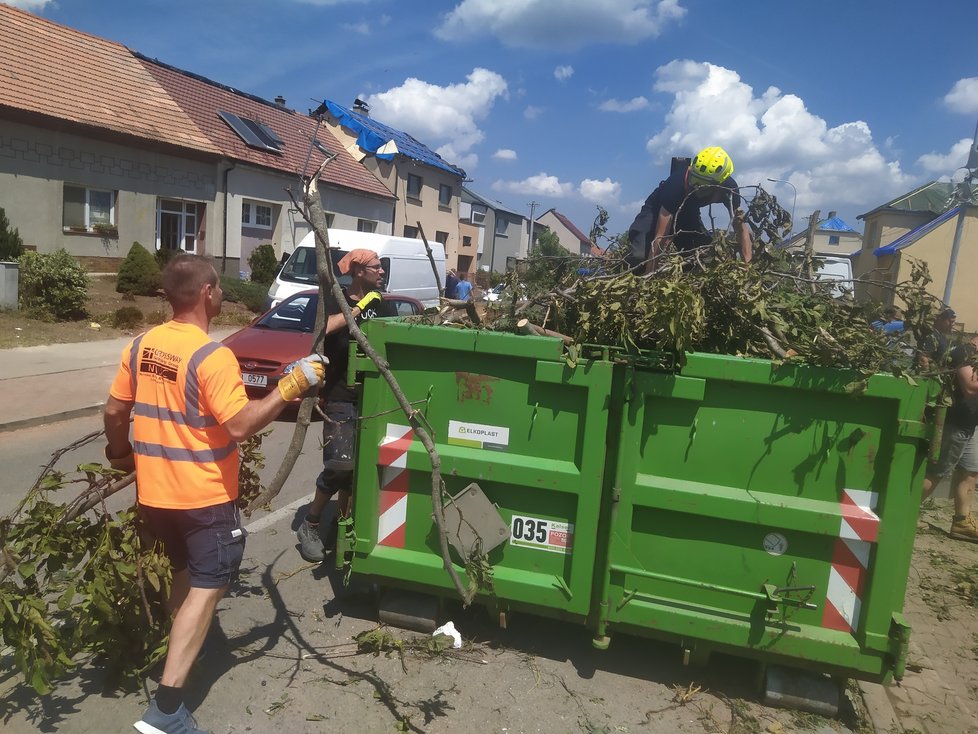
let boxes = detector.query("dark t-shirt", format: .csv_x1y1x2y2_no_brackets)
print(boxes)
947,343,978,431
627,168,741,263
322,288,396,402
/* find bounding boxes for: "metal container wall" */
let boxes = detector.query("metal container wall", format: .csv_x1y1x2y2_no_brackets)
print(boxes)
596,353,934,681
347,320,615,621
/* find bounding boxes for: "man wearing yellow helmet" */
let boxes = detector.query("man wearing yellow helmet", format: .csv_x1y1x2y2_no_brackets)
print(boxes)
627,146,753,272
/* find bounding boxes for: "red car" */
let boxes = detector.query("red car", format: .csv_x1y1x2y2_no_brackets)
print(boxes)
223,289,423,399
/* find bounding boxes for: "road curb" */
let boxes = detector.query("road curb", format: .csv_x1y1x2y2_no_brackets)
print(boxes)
0,403,105,434
858,681,902,733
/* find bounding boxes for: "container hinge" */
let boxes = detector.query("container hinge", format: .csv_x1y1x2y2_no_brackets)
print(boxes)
762,583,817,610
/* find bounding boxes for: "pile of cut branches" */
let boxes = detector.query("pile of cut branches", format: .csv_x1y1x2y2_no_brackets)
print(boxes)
475,196,943,378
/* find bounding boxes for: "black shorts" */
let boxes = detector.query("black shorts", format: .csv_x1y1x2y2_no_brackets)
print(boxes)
316,401,358,495
139,501,246,589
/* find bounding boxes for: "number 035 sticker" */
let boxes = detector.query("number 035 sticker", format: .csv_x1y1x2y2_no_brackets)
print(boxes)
510,515,574,555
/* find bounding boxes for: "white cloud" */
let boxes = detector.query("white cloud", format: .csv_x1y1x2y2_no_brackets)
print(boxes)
3,0,53,8
364,68,508,168
435,0,686,50
579,178,621,205
342,21,370,34
644,59,914,213
554,65,574,82
493,148,518,161
944,77,978,115
524,105,544,120
917,138,973,176
599,96,649,112
492,173,574,198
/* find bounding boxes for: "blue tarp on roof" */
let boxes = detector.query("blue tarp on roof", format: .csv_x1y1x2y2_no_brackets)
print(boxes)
874,206,960,255
819,216,857,232
323,99,465,178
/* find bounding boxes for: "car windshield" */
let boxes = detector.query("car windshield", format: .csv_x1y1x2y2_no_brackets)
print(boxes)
255,293,319,332
279,248,351,286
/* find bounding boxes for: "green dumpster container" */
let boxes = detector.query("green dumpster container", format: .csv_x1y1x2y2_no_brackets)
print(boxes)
344,319,615,622
594,353,936,682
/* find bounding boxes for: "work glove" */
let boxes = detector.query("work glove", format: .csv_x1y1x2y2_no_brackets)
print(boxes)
355,291,382,312
278,355,328,401
104,443,135,473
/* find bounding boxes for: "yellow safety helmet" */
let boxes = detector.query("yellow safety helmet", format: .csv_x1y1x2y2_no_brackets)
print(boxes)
688,146,734,187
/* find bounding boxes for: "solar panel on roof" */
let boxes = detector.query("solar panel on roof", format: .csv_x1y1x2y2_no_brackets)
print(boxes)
218,111,282,153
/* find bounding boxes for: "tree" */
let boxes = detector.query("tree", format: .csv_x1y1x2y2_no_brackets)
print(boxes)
116,242,161,296
0,206,24,261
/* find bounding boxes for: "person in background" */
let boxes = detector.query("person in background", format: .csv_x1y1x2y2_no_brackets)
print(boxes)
917,308,956,371
627,146,753,272
871,305,905,335
455,271,473,301
105,255,325,734
921,336,978,543
444,269,459,299
296,248,397,562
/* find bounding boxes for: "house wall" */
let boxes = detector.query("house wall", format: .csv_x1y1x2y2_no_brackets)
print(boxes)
224,165,393,275
854,210,935,303
456,220,480,276
483,211,523,272
894,207,978,330
0,119,215,260
536,211,579,253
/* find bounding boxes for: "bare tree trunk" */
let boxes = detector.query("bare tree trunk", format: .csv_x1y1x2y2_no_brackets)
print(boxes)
247,168,470,602
416,221,444,297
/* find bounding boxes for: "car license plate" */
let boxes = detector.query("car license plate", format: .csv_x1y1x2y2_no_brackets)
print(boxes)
242,373,268,387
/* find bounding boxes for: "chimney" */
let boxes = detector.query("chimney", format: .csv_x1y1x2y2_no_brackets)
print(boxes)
353,98,370,116
274,95,286,108
827,211,837,219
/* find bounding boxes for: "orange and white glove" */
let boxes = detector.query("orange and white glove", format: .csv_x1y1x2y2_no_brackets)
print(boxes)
278,355,328,401
104,442,135,473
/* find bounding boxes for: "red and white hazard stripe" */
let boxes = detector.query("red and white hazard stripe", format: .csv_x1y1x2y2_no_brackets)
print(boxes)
377,424,414,548
822,488,880,633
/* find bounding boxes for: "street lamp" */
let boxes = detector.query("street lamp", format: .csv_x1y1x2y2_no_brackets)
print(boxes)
767,178,797,233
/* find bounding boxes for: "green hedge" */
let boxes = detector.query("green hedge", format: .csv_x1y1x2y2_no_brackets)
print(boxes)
220,276,268,313
18,249,89,321
116,242,161,296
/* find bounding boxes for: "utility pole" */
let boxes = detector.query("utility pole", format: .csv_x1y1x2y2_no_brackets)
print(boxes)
526,200,538,258
942,117,978,306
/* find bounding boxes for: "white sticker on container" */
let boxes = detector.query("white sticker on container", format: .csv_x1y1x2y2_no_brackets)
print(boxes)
763,532,788,556
447,420,510,450
509,514,574,554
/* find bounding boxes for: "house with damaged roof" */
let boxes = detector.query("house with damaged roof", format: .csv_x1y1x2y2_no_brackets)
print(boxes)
853,180,978,329
0,4,393,274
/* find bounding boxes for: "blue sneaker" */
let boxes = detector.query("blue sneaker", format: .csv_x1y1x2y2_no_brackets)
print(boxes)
133,701,209,734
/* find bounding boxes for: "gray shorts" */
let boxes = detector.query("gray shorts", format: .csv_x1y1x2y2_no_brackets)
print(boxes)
931,424,978,478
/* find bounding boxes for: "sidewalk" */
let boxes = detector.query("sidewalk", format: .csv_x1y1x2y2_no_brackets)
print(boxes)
0,328,236,432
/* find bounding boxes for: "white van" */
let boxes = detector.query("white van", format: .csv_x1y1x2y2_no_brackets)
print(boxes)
266,229,446,309
813,255,854,298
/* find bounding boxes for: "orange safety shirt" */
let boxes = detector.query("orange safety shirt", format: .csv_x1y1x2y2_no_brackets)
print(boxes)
109,321,250,510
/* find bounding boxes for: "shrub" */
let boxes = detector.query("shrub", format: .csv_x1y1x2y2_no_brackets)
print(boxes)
18,249,89,321
220,276,268,314
0,206,24,261
155,246,179,270
248,244,279,285
111,305,144,330
117,242,161,296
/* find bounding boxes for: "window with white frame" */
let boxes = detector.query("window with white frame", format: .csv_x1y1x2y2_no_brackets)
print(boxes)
438,183,452,207
407,173,423,199
357,219,377,233
495,216,508,236
157,199,201,254
63,184,116,230
242,201,273,229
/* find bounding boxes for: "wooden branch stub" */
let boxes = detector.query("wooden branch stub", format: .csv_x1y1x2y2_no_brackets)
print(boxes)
516,318,573,345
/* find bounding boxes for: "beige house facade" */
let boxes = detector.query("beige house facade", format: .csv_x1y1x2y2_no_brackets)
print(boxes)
536,209,590,255
317,100,464,258
853,181,978,330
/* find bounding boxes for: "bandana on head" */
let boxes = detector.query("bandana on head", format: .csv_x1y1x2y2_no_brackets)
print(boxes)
337,248,379,275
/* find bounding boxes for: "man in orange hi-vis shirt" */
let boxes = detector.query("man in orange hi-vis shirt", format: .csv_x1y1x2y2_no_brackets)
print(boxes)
104,255,325,734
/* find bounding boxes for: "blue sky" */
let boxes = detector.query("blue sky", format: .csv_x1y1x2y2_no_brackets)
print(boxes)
13,0,978,240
